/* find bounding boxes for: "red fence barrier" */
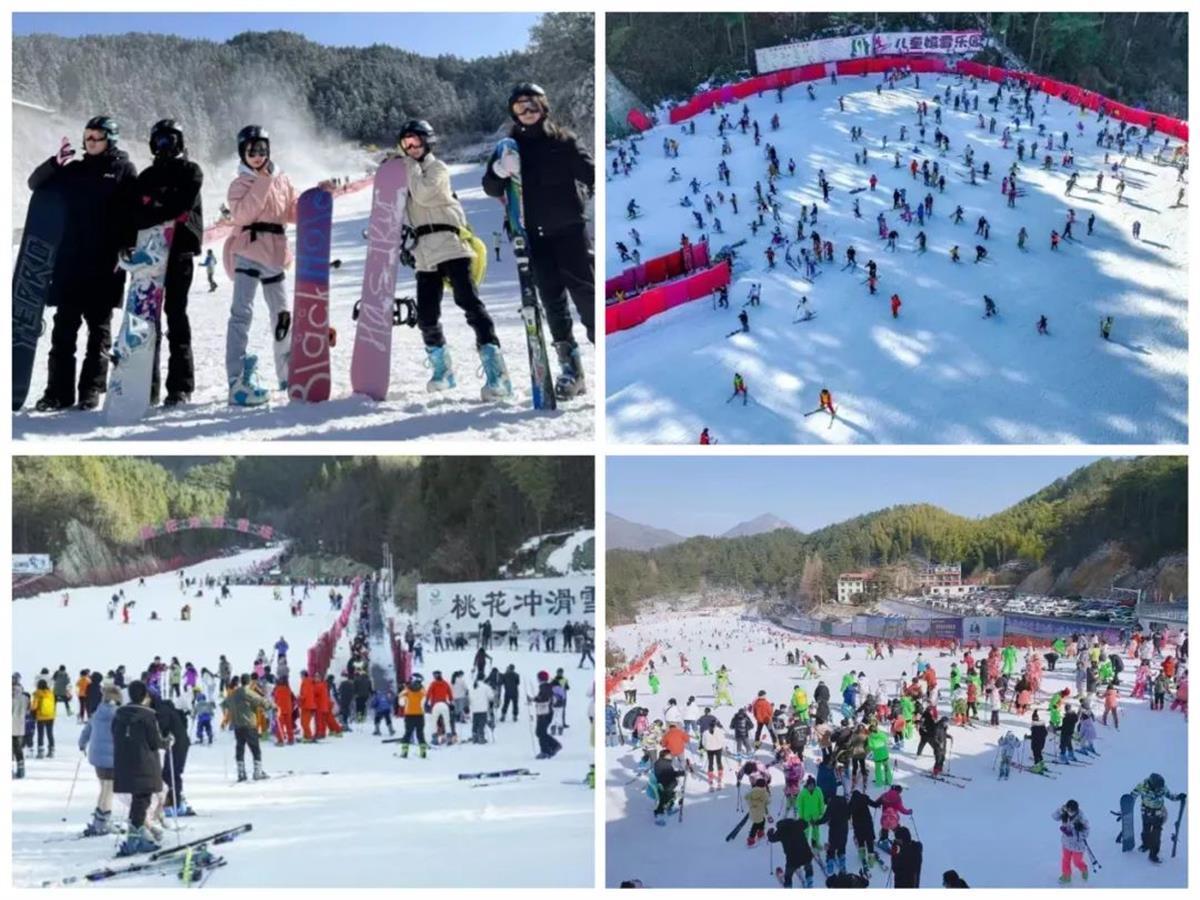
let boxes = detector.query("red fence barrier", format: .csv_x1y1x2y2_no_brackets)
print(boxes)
605,642,660,699
605,259,730,335
652,56,1185,141
306,576,362,677
605,241,710,298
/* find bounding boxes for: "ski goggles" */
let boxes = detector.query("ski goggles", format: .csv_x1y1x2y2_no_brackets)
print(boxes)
511,97,542,115
83,134,109,144
153,132,180,153
400,137,425,153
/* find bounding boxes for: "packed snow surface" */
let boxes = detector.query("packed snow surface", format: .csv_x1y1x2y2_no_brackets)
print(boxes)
606,74,1188,443
606,610,1186,887
12,549,594,887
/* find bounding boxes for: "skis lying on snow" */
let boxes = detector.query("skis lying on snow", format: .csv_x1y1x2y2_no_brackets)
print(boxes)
920,772,967,788
229,769,329,785
43,824,251,886
725,812,751,842
458,768,535,781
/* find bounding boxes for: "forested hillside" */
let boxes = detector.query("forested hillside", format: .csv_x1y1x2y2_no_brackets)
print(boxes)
13,456,593,584
607,457,1186,622
607,12,1186,118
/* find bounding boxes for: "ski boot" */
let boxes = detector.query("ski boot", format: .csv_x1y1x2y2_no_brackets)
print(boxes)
1058,874,1072,885
35,747,45,759
117,825,160,857
803,872,815,888
46,746,55,759
229,355,269,407
14,760,25,779
553,341,586,399
163,391,191,408
477,343,513,401
746,834,758,848
418,743,428,759
236,760,248,783
586,764,596,788
424,345,456,392
252,760,269,780
1031,760,1047,774
77,393,101,411
399,742,410,758
82,808,115,836
34,394,68,412
164,802,194,818
838,854,847,875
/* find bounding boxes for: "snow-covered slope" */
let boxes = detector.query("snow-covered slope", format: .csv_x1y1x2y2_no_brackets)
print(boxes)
606,74,1188,444
606,610,1186,887
11,550,594,887
14,163,594,442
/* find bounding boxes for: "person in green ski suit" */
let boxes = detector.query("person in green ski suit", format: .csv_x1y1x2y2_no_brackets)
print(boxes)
1048,689,1068,729
1131,772,1186,864
1097,659,1114,684
714,667,733,707
791,685,809,720
867,724,892,786
1052,637,1067,658
648,672,661,695
900,694,916,740
701,657,711,677
795,775,826,848
949,663,961,693
1002,644,1019,677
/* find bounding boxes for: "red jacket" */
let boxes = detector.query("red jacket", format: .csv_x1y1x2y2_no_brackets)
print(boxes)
427,678,453,706
273,683,294,716
314,679,332,713
299,677,318,711
752,697,773,724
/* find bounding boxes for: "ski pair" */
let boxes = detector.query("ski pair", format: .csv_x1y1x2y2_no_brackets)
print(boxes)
44,823,251,886
458,768,534,781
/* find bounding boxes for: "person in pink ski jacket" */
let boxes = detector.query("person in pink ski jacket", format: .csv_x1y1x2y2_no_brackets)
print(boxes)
222,124,312,405
876,784,911,845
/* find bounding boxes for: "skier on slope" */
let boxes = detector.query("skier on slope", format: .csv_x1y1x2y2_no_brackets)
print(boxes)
769,814,818,886
27,115,137,411
131,119,204,407
222,673,273,782
396,119,511,400
78,682,122,836
1053,799,1091,884
530,670,562,759
482,83,595,399
113,681,165,855
1131,773,1185,864
222,125,305,406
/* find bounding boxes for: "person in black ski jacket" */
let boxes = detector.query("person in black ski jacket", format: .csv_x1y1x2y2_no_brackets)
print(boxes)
499,664,520,721
129,119,203,406
768,817,817,887
84,670,104,718
530,670,561,758
154,695,191,814
482,82,595,399
890,825,923,887
353,671,372,722
915,707,937,756
652,749,679,817
848,788,881,869
112,681,164,852
820,789,852,875
28,116,138,411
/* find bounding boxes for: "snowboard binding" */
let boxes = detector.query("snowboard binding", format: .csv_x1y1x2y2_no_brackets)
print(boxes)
352,297,416,328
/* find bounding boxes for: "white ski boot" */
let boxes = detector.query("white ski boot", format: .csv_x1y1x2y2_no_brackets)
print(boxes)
424,345,456,392
477,343,513,401
553,341,586,400
229,355,270,407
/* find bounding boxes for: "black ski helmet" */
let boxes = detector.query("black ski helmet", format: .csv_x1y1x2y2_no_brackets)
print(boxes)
84,115,119,145
397,119,436,150
149,119,184,156
237,125,270,163
508,82,548,121
1149,773,1165,791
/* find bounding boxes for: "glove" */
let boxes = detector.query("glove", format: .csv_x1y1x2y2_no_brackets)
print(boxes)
56,137,76,166
491,148,520,180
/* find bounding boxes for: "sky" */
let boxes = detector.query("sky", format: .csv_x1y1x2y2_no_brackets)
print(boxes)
608,456,1116,537
12,13,540,59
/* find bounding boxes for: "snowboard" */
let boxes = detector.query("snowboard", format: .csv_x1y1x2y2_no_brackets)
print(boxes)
12,186,67,410
1116,793,1135,851
104,223,175,425
350,157,408,400
288,187,334,402
497,138,557,410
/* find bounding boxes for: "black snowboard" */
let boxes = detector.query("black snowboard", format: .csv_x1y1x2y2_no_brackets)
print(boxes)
1115,793,1136,851
12,187,66,410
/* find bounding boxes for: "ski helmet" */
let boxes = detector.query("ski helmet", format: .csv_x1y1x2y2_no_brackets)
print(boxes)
149,119,184,157
508,82,548,121
84,115,119,145
237,125,270,163
397,119,436,150
1149,773,1165,791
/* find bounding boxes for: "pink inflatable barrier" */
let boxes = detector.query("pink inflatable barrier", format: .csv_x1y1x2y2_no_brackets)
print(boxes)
605,259,730,335
627,108,654,132
663,56,1185,141
605,241,709,298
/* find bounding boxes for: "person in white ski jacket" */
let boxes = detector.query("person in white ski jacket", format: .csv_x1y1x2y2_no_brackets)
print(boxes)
395,119,510,399
701,722,727,784
683,698,701,734
663,698,684,727
468,679,495,744
1053,800,1090,884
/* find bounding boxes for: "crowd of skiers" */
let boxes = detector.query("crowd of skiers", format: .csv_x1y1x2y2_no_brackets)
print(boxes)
607,619,1186,886
23,80,593,412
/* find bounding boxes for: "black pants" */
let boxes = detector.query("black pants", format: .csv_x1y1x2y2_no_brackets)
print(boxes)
754,722,776,744
529,223,595,344
501,694,518,719
402,713,426,747
706,749,724,772
781,859,814,887
416,257,497,348
535,712,560,756
45,302,114,405
129,792,152,828
36,720,54,751
654,782,675,816
152,254,195,398
12,736,24,765
233,725,261,763
472,711,489,743
748,820,766,842
579,647,594,667
1141,808,1166,858
163,744,187,807
355,696,368,719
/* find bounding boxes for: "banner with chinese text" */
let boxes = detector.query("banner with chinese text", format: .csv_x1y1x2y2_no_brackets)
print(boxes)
417,576,595,630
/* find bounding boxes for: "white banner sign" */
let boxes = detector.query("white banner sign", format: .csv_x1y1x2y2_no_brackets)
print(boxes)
418,576,595,630
756,31,985,74
12,554,52,575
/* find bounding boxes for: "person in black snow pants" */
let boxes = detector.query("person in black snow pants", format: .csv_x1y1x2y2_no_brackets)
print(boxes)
130,119,203,406
28,115,137,411
154,695,191,815
482,82,595,400
890,825,924,887
769,816,817,887
822,787,852,876
500,664,520,722
530,670,561,758
849,788,882,873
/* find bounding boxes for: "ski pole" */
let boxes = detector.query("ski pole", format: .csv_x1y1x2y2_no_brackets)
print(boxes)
62,755,84,822
165,740,183,847
908,810,920,842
